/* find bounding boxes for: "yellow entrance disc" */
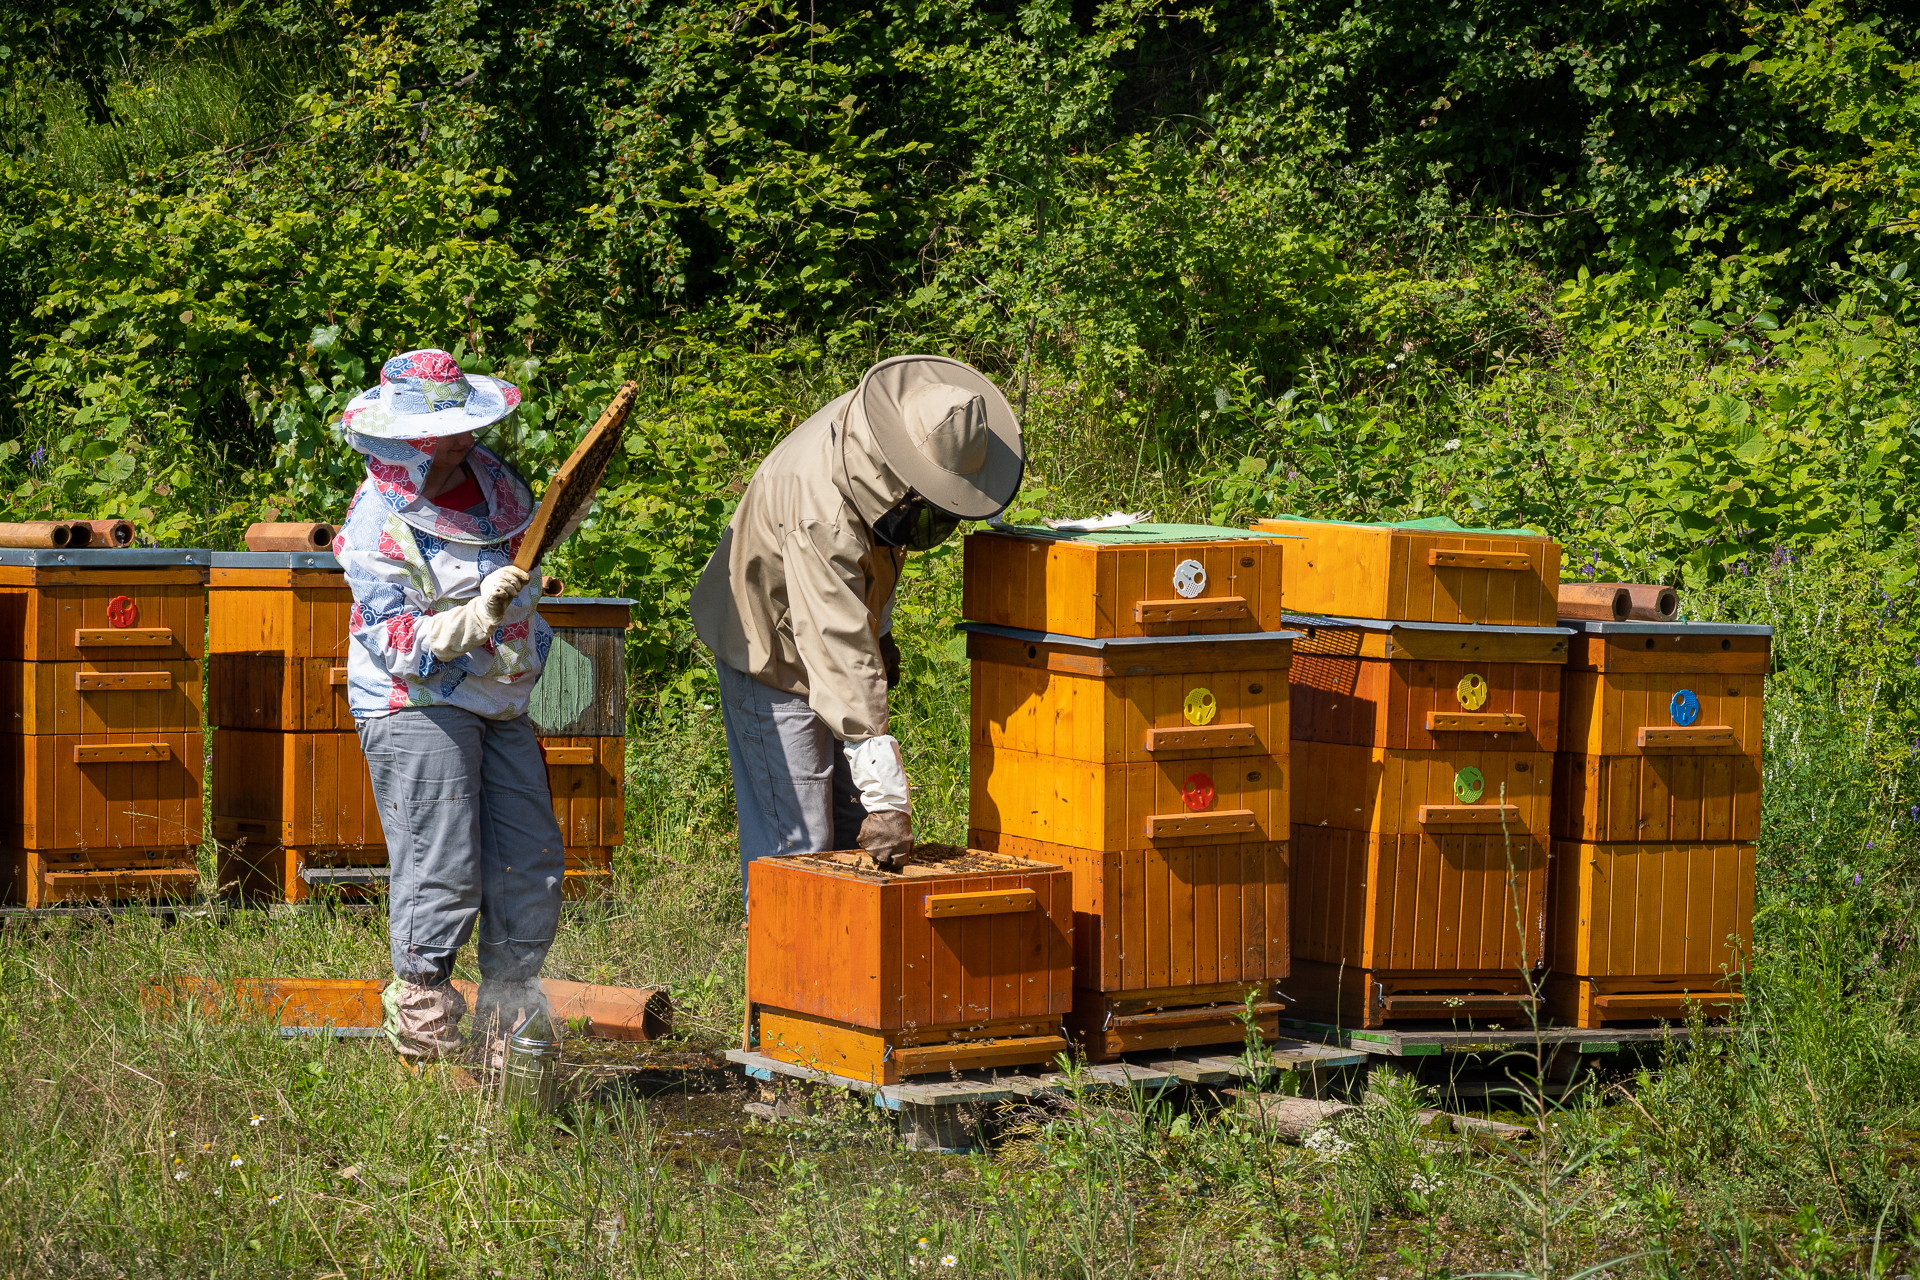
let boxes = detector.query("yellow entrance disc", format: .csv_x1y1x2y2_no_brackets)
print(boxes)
1183,687,1218,726
1456,673,1489,710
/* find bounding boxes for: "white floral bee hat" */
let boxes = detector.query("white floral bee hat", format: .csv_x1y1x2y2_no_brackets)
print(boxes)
337,348,522,437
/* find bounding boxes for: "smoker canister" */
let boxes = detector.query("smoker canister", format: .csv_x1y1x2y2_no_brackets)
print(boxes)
498,1008,562,1113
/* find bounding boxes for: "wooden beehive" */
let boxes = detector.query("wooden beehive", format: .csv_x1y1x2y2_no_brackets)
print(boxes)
1251,516,1560,627
0,548,211,905
747,847,1073,1084
962,524,1287,639
1288,615,1568,752
206,551,351,658
527,597,631,735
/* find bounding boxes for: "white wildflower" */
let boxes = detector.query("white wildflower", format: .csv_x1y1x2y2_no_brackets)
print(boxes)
1303,1127,1353,1163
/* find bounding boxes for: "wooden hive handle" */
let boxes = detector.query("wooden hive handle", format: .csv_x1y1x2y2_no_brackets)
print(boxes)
74,671,172,691
75,627,174,647
923,888,1039,919
1133,596,1248,624
328,666,349,685
74,742,171,764
1145,723,1258,752
1418,804,1522,826
1144,809,1258,839
1425,711,1527,732
1636,725,1737,750
541,744,596,765
1592,991,1741,1010
1427,549,1532,570
1381,992,1539,1012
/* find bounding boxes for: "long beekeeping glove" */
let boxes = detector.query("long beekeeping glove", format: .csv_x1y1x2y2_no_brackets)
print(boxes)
420,565,531,661
846,735,913,867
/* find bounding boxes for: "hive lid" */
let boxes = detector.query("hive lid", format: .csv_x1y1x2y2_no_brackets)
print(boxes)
1287,612,1574,638
0,547,213,567
1559,618,1774,637
1257,514,1549,539
960,621,1302,649
211,551,340,570
778,844,1060,881
984,521,1297,543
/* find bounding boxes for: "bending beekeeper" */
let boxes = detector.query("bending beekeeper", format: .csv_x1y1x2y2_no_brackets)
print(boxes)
692,354,1024,890
332,348,569,1061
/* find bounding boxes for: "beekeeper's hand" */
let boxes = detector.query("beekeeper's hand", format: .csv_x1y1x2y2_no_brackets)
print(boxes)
421,565,531,660
846,735,913,869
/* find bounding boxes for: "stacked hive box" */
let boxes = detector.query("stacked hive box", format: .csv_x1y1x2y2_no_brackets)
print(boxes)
1546,619,1767,1025
963,524,1295,1059
747,847,1075,1083
208,552,629,901
525,596,633,895
0,547,211,906
207,551,382,901
1253,516,1568,1027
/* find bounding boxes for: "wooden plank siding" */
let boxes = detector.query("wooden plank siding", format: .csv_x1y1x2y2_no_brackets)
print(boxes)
0,578,205,661
0,660,203,734
1559,670,1762,757
0,730,203,849
1289,827,1549,972
1550,752,1762,842
1547,840,1754,978
970,832,1288,992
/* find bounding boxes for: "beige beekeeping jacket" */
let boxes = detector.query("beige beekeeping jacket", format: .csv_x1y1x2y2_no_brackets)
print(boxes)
691,390,906,743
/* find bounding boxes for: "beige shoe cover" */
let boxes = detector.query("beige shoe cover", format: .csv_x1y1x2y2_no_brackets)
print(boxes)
382,979,467,1060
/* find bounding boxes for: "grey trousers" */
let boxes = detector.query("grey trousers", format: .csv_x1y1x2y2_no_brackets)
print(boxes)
358,705,566,987
717,661,867,909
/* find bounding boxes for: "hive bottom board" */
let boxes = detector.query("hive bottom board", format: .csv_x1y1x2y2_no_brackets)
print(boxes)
1287,958,1543,1029
754,1006,1071,1086
1066,982,1284,1061
4,848,199,907
1541,973,1741,1028
216,845,615,904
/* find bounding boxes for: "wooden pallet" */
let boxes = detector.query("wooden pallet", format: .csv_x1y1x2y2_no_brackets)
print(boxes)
728,1037,1369,1151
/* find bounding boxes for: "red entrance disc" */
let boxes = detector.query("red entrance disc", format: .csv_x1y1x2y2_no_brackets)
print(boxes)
106,596,139,628
1182,773,1215,812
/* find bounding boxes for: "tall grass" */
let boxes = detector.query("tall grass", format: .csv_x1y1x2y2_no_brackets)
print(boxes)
27,38,324,188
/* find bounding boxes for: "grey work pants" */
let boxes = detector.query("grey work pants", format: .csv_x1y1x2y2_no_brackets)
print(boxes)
358,706,566,987
717,661,867,910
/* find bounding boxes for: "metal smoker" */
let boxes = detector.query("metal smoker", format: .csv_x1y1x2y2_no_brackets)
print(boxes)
498,1008,563,1113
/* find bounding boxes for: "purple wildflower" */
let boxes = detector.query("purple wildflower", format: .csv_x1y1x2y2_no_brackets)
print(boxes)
28,445,45,469
1854,873,1861,886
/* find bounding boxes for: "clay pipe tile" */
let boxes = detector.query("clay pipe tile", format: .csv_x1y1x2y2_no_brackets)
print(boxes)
245,522,337,552
74,519,135,546
1557,583,1630,622
0,522,75,548
1622,583,1679,622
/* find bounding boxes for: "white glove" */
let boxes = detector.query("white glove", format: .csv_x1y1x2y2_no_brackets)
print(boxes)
845,734,911,814
420,565,530,660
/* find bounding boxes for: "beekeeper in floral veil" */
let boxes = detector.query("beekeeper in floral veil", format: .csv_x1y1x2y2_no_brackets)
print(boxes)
333,348,567,1062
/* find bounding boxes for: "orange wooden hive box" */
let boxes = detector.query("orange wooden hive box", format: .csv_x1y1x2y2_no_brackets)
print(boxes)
1282,609,1571,1027
747,847,1074,1084
1546,618,1767,1026
209,555,629,902
0,546,210,907
1552,619,1768,843
1544,839,1751,1027
1251,516,1560,627
962,523,1287,639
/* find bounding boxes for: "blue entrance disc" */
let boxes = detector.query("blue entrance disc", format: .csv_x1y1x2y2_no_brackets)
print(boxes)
1670,688,1700,726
